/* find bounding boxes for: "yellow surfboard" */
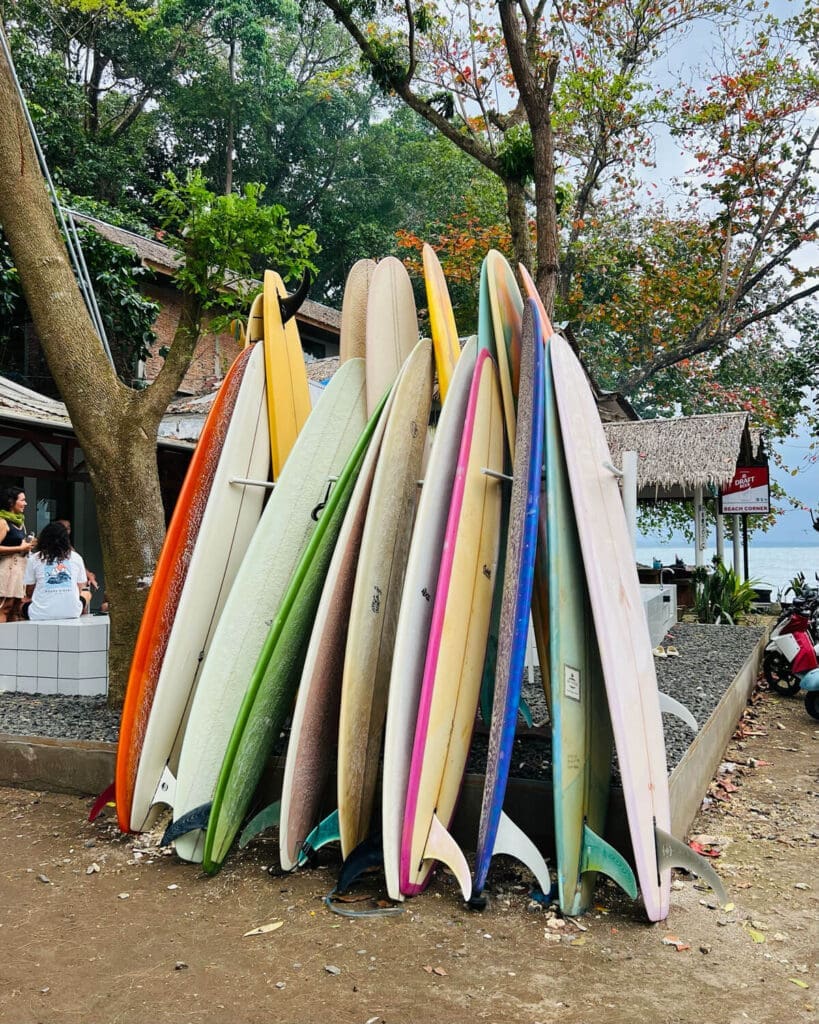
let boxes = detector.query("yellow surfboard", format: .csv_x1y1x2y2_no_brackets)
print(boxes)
422,244,461,403
262,269,311,477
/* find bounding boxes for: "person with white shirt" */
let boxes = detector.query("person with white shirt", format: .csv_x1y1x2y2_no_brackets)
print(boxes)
22,521,91,621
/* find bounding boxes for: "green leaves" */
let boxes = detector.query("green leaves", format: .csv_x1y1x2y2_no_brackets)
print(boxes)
153,169,318,315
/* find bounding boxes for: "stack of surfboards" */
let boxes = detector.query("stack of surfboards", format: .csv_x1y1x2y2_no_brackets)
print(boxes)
106,249,725,923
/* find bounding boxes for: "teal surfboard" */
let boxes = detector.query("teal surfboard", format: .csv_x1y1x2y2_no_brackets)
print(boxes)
539,305,636,915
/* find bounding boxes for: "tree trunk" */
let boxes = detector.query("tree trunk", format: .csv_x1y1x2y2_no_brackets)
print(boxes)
0,51,197,706
225,36,236,195
505,179,533,278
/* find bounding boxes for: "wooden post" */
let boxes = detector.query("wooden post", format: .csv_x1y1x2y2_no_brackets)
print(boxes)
715,509,725,566
733,514,742,578
694,485,705,568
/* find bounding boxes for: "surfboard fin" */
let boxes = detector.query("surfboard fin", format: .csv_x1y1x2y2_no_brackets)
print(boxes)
149,764,177,810
484,810,551,901
655,826,727,905
416,813,471,902
160,802,212,847
238,800,281,849
88,781,115,823
580,824,637,899
658,692,699,733
279,269,310,324
518,696,533,728
336,831,384,892
298,809,341,866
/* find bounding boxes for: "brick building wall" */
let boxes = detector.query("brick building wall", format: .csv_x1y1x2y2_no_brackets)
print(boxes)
143,281,243,395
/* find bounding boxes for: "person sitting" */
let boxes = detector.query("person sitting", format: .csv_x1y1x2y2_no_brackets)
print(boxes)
54,517,99,592
22,521,91,621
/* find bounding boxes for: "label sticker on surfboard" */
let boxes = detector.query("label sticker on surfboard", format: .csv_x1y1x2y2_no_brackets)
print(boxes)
564,665,581,702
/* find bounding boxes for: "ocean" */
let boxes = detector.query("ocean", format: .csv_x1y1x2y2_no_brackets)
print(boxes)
635,543,818,600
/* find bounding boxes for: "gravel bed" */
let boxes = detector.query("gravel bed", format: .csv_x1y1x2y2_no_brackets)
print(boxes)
0,693,120,743
468,621,765,782
0,622,763,783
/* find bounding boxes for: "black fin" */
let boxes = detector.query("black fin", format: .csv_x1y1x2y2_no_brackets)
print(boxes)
279,269,311,324
160,802,212,847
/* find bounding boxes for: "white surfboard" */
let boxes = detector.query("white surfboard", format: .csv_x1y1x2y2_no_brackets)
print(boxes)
130,340,270,830
170,359,368,862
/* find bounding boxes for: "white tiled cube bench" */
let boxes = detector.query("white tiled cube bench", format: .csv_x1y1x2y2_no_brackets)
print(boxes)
0,617,109,696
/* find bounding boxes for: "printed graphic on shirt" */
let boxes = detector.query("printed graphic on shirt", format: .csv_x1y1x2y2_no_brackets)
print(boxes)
45,562,73,588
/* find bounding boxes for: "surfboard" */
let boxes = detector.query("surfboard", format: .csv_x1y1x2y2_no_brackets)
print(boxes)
400,348,505,901
472,301,548,899
517,265,552,698
484,250,522,458
422,244,461,402
245,292,264,346
263,269,311,476
340,259,377,363
516,267,636,915
337,338,433,858
203,390,389,871
381,337,478,902
169,359,367,863
549,332,671,921
277,385,398,872
365,256,419,416
115,341,269,833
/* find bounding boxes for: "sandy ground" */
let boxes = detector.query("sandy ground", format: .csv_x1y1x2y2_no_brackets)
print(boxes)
0,683,816,1024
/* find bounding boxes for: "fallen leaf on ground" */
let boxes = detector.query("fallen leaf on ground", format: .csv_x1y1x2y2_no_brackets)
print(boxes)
243,921,283,937
689,841,721,858
662,935,691,951
746,927,766,943
789,979,809,989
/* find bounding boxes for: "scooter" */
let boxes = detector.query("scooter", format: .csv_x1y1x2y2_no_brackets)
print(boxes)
764,625,819,718
763,595,819,696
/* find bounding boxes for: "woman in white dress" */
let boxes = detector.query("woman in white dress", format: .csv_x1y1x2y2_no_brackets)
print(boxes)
0,486,35,623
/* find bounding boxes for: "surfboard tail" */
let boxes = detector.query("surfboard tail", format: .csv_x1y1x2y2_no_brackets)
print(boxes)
580,824,638,900
655,826,727,905
238,800,281,850
88,781,116,823
423,813,472,902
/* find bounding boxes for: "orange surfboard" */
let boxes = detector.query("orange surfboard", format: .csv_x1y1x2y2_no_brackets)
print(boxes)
114,346,256,832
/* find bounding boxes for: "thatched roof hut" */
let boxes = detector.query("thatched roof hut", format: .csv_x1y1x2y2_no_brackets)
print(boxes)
603,411,757,501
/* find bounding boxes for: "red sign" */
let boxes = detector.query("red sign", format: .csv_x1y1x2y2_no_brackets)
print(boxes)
719,466,770,514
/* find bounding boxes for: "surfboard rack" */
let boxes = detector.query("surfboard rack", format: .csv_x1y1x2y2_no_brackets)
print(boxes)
278,269,311,324
481,467,514,483
311,476,339,520
229,477,276,490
